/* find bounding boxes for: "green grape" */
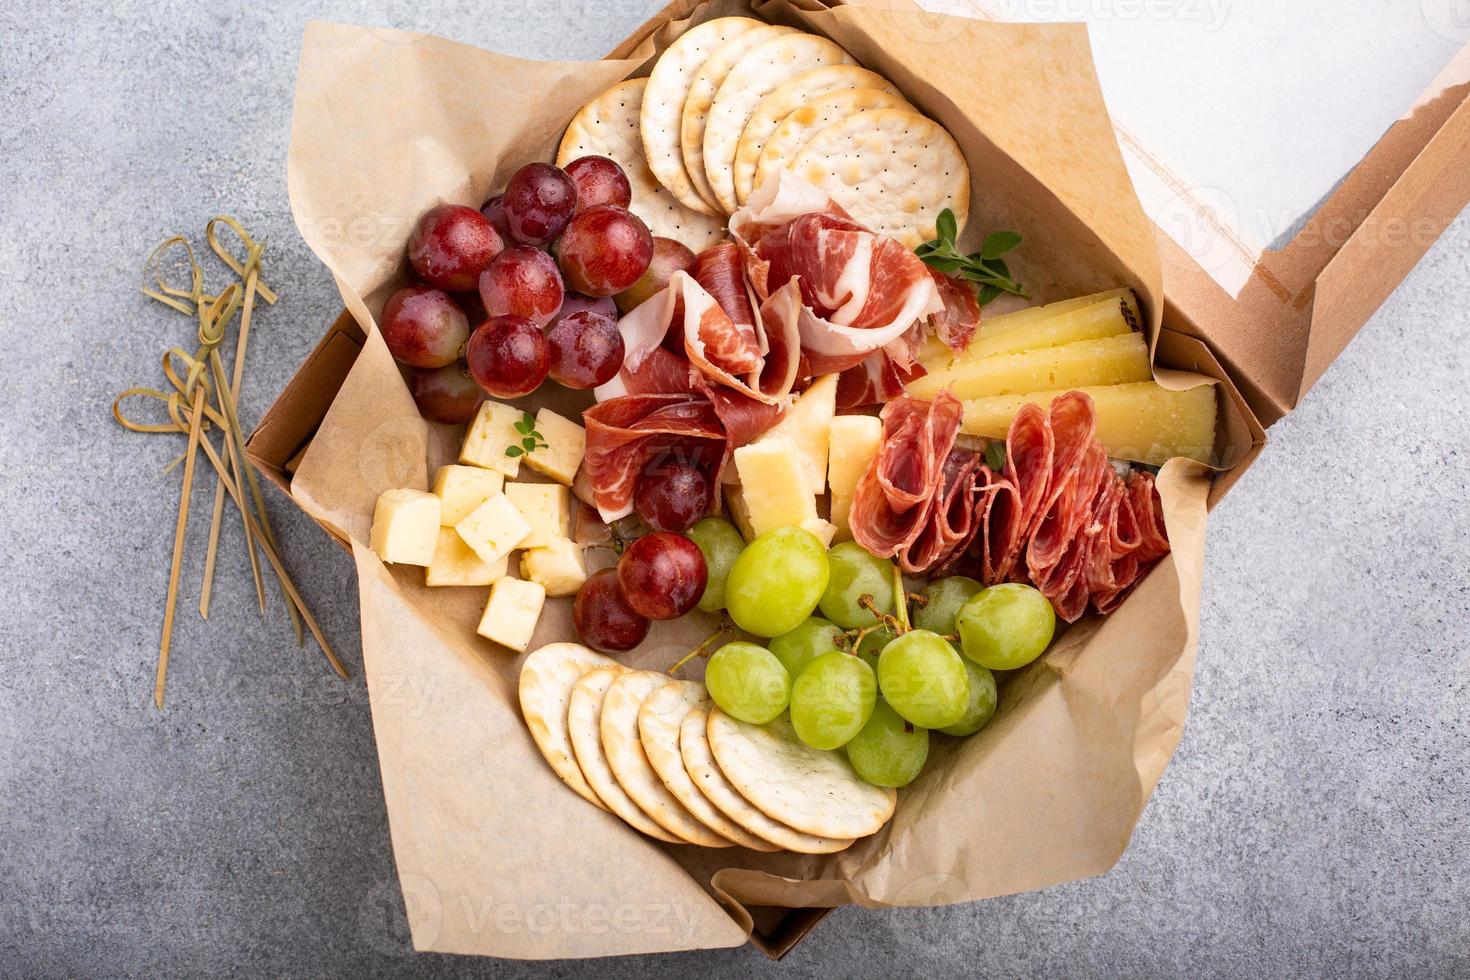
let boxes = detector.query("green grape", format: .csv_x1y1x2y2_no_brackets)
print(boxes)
956,583,1056,671
686,517,745,613
845,699,929,788
817,541,895,629
913,575,983,636
724,526,830,637
938,657,998,736
704,641,791,724
876,629,970,729
790,652,877,750
770,616,844,679
853,625,895,673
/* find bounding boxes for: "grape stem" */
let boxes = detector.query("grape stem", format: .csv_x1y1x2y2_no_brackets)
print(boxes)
892,564,910,632
857,594,908,637
906,591,929,607
667,617,732,675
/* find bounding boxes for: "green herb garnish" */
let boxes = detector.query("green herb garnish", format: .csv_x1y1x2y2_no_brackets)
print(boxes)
984,441,1006,472
915,209,1027,306
505,411,548,458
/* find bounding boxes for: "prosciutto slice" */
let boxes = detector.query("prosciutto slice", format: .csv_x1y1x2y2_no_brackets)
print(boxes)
731,171,945,377
581,394,728,522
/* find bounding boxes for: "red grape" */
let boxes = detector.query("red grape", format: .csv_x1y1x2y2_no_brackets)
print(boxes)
549,290,618,329
408,204,502,291
617,532,708,620
380,284,469,368
501,162,577,246
557,205,653,297
478,245,564,327
465,314,550,398
564,155,632,211
633,461,711,533
574,568,651,653
479,194,512,240
410,362,482,423
451,289,487,324
615,236,696,313
545,310,624,390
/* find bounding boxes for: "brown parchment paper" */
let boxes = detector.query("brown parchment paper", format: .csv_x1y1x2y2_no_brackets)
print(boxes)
286,7,1215,958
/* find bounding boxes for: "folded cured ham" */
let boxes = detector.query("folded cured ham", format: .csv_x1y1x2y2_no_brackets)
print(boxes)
850,390,1170,621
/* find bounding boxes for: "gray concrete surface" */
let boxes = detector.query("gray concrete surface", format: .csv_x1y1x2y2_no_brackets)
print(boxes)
2,1,1467,976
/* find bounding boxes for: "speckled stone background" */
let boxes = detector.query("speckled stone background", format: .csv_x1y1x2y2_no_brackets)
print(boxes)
2,1,1466,976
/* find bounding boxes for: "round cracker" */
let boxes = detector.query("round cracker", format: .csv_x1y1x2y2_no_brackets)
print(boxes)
602,671,732,847
752,88,912,202
568,666,682,843
557,78,726,252
704,33,854,214
680,708,854,854
733,65,900,205
640,683,778,852
518,642,619,811
680,23,796,213
792,107,970,249
707,709,896,840
642,16,764,216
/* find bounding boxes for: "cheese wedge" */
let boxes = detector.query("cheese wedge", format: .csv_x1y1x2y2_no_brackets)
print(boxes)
425,527,509,587
455,493,532,565
733,374,836,493
369,488,440,566
432,465,504,526
525,409,586,486
460,400,526,478
732,434,818,537
959,381,1218,466
826,414,882,540
916,287,1139,363
520,538,588,597
504,482,570,549
905,332,1151,402
477,577,546,653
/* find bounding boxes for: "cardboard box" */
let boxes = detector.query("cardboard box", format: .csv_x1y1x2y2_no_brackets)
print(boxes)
247,1,1467,960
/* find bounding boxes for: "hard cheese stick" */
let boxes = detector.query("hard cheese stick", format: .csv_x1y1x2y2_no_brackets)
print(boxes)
959,381,1218,467
905,331,1151,401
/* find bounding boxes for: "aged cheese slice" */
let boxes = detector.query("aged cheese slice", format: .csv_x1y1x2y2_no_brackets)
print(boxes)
476,576,546,653
431,464,504,526
455,493,531,565
504,482,570,549
904,332,1152,402
724,485,755,543
916,287,1140,364
960,381,1218,466
518,642,619,811
524,408,585,487
425,527,508,587
369,488,440,566
826,414,882,540
732,435,817,537
519,538,587,597
460,400,525,478
730,373,836,493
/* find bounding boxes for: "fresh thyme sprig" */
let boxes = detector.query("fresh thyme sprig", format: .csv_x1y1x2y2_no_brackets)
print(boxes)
915,208,1028,306
504,411,548,458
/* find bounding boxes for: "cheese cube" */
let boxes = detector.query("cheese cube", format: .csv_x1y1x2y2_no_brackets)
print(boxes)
724,485,756,543
369,488,441,566
477,577,546,653
827,414,883,540
732,435,818,538
519,538,588,597
460,400,526,478
425,528,508,587
504,482,570,549
455,493,532,565
525,409,586,487
431,464,504,526
800,517,837,548
747,373,835,494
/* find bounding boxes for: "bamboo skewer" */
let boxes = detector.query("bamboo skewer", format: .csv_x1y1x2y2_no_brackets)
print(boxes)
157,384,208,708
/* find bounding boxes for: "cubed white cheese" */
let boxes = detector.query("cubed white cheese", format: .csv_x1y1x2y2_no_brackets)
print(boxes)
431,464,504,526
504,482,570,549
724,485,756,543
525,409,586,487
519,538,588,597
800,517,837,548
740,373,835,494
732,435,818,538
369,488,441,566
425,527,508,587
827,414,883,540
460,400,526,478
454,493,532,565
477,576,546,652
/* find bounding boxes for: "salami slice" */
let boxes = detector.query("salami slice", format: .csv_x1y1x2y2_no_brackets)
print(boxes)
850,392,963,563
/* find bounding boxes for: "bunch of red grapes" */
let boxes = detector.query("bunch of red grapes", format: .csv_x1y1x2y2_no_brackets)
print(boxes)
380,156,698,423
573,531,708,652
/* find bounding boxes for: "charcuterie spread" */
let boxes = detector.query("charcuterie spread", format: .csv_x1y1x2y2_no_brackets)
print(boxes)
363,17,1220,851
